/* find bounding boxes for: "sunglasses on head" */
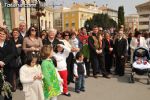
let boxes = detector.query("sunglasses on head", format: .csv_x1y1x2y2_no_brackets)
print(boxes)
65,34,69,36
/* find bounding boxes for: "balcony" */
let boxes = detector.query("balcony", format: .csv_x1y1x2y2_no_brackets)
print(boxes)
139,17,150,22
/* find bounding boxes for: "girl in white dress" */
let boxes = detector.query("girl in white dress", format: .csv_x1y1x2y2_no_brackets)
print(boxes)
20,53,44,100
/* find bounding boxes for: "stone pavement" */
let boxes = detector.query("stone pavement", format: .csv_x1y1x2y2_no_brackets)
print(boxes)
13,68,150,100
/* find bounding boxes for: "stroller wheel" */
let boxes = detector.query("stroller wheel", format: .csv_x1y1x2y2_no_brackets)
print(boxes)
148,72,150,78
129,74,134,83
147,79,150,85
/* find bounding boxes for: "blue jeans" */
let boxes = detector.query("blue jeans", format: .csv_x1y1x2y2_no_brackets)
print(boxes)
75,75,85,91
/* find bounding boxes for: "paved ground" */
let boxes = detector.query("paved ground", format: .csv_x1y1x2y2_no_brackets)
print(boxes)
13,67,150,100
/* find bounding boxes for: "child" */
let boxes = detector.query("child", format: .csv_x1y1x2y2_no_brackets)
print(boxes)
40,45,62,100
20,53,44,100
74,52,86,93
70,32,81,56
53,41,71,96
133,52,150,69
80,39,90,77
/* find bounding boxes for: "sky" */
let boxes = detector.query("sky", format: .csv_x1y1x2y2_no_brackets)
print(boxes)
46,0,149,15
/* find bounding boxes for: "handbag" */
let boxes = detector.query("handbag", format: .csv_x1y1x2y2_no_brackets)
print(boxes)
15,56,22,68
9,56,22,68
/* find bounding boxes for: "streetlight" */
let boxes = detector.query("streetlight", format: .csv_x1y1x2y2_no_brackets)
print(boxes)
35,0,46,32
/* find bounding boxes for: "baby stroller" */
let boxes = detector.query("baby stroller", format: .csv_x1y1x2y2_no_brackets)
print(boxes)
129,47,150,84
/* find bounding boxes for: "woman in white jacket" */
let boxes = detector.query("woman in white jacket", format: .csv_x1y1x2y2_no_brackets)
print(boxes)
130,31,148,64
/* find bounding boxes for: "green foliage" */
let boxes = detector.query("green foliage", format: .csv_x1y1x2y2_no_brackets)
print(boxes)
0,69,12,98
118,6,125,29
84,13,117,30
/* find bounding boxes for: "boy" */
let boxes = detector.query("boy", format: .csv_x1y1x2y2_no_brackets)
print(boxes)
74,52,86,93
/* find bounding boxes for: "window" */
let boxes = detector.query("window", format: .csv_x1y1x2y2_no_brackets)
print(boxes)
66,23,69,27
49,21,51,28
41,20,43,26
139,22,149,25
1,0,12,31
72,21,75,27
45,20,47,30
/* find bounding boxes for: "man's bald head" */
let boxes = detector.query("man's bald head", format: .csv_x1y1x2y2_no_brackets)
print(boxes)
19,22,26,32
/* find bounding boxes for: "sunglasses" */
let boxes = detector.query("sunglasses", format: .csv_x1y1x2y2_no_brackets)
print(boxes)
31,29,36,31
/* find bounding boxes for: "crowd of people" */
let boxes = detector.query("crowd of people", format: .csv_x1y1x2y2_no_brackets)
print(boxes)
0,22,150,100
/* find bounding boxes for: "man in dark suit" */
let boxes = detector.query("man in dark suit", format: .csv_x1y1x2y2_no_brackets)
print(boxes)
114,30,127,76
88,26,109,78
42,28,59,51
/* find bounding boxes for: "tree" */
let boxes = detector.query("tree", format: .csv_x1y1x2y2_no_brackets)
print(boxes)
84,14,117,31
118,6,125,29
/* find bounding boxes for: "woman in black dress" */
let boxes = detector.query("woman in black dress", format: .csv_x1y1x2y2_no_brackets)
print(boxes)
104,33,114,74
0,27,16,100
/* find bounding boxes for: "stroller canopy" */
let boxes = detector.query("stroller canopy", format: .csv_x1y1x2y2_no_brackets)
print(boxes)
133,47,150,62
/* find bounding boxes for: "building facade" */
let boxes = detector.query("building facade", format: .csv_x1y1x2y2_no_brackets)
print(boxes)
30,0,53,31
40,7,53,30
0,0,31,31
125,14,139,33
136,1,150,32
53,7,63,31
62,3,99,31
99,5,118,23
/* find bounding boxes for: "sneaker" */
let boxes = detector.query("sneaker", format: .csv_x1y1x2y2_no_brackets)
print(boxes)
63,92,71,97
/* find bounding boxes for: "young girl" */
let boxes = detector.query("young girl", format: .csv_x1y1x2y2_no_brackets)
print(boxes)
53,41,71,96
19,53,44,100
80,39,90,77
41,45,62,100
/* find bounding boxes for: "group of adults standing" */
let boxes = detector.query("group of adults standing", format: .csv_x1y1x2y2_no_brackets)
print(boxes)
0,21,150,100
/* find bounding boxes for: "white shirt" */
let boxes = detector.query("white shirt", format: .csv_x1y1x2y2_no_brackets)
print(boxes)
48,38,54,43
53,44,70,71
130,37,148,50
0,41,4,47
70,38,79,48
70,38,79,56
146,38,150,50
21,32,26,38
73,60,87,77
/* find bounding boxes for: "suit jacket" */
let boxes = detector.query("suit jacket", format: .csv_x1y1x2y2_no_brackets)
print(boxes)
0,40,16,93
0,40,17,66
11,37,23,55
42,38,59,50
88,33,105,57
114,38,127,57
